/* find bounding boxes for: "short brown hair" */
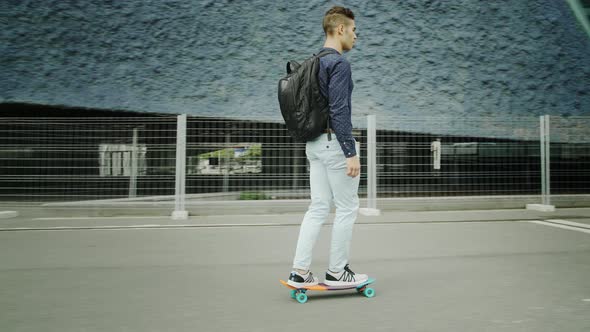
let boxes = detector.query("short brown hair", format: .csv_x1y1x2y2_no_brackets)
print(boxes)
322,6,355,35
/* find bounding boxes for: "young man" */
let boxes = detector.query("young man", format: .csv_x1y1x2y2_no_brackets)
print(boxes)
287,6,368,288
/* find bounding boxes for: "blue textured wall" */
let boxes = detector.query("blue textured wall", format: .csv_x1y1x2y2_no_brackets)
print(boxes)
1,0,589,136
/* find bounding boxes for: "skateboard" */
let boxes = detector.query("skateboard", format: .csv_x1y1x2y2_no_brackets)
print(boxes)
279,277,376,303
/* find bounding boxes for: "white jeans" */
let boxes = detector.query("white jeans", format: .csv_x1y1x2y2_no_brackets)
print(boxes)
292,133,360,272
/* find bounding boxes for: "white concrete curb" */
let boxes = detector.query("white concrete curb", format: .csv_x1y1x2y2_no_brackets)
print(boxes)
526,204,556,212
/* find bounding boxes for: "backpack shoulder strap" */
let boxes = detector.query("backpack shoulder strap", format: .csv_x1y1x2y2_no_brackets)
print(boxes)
312,49,336,137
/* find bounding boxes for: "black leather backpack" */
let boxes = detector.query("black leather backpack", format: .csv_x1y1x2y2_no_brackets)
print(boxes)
278,49,335,142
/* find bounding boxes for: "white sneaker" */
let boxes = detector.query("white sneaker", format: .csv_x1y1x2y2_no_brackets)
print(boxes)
287,270,319,288
324,264,368,287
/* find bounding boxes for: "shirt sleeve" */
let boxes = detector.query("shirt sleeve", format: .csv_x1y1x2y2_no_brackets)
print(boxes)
328,59,356,158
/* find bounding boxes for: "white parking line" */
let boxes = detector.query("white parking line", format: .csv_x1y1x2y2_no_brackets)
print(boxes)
544,219,590,229
525,220,590,234
0,223,292,232
33,216,166,220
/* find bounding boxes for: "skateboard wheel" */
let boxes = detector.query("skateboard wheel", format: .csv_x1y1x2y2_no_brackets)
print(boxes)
296,293,308,304
290,290,297,299
363,287,375,298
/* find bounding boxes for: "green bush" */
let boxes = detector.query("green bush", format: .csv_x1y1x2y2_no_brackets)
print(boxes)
239,191,270,200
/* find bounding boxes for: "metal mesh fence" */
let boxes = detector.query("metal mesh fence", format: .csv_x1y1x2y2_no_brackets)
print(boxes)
183,117,367,200
375,116,541,197
0,117,177,204
0,115,588,212
548,116,590,195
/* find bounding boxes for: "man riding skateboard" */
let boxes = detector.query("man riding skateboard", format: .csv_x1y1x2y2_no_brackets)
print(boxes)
288,6,369,289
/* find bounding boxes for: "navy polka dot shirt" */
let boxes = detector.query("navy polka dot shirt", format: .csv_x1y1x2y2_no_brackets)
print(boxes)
318,47,357,158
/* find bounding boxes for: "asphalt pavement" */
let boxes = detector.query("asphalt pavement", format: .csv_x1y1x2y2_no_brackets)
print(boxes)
1,209,589,331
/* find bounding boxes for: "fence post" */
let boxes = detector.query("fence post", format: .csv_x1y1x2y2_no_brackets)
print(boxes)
359,114,381,216
542,115,552,206
128,127,138,198
223,131,230,192
527,115,555,212
172,114,189,219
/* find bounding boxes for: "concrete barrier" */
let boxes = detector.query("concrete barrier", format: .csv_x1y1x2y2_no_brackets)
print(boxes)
2,194,588,218
0,211,19,219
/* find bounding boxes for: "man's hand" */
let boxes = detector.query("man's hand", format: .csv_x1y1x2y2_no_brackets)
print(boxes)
346,155,360,177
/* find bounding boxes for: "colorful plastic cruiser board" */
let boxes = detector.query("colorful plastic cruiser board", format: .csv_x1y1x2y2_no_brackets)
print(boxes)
279,278,376,304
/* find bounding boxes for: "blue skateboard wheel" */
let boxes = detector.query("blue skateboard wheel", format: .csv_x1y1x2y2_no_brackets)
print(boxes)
363,287,375,298
296,293,308,304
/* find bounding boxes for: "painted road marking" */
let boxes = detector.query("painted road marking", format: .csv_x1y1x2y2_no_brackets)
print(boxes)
0,223,292,232
525,220,590,234
544,219,590,229
33,216,166,220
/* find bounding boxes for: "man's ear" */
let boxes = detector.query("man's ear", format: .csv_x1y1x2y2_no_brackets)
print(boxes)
337,24,345,35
